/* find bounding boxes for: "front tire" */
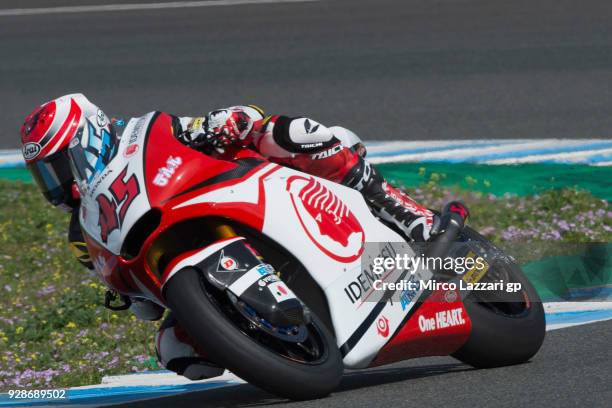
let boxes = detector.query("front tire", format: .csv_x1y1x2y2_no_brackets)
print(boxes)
164,267,343,400
452,227,546,368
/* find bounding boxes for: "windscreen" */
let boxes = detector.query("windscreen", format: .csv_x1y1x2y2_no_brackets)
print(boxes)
68,119,118,185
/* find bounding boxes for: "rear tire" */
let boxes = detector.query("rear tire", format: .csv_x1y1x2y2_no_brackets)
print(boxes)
452,228,546,368
164,267,343,400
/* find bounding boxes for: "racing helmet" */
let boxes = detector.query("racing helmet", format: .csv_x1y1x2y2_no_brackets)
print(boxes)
20,94,118,210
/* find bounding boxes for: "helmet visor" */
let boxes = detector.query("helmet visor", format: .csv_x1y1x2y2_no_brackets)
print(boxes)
27,149,75,207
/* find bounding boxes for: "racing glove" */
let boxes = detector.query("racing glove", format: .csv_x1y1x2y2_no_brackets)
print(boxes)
183,108,258,151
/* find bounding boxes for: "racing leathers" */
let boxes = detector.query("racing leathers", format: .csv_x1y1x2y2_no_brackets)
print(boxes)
67,105,435,380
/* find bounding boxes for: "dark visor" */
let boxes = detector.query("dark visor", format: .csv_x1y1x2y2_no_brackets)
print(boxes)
27,150,75,207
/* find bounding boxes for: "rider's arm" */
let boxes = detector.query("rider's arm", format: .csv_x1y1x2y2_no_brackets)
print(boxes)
68,207,93,270
251,115,340,158
172,106,265,150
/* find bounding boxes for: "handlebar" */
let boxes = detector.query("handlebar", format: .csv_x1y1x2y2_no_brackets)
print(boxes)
425,201,469,260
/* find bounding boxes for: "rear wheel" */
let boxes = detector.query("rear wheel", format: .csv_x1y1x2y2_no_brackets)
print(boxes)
164,267,343,400
451,227,546,368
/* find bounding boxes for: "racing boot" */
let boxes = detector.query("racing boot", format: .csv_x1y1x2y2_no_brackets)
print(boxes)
342,156,437,241
155,313,224,380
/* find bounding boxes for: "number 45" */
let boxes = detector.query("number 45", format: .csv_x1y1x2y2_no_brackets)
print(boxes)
96,166,140,243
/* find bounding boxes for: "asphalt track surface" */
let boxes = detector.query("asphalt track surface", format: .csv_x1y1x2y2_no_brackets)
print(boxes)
106,320,612,408
2,0,612,149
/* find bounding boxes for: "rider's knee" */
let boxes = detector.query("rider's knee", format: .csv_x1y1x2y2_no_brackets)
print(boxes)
329,126,365,155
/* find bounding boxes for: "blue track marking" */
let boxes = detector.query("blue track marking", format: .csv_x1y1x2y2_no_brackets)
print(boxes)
367,141,511,158
446,141,612,162
546,309,612,326
580,154,612,163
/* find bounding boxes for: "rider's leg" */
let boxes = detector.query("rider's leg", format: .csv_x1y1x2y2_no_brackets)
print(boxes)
327,126,436,241
155,313,224,380
341,153,435,241
254,117,435,241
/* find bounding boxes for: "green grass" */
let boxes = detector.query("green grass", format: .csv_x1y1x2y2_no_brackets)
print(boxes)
0,178,610,390
0,181,157,390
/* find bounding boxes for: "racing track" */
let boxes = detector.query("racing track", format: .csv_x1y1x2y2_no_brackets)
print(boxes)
1,1,610,406
2,0,612,147
109,320,612,408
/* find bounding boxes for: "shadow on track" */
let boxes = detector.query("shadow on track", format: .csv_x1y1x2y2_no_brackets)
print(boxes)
109,362,470,407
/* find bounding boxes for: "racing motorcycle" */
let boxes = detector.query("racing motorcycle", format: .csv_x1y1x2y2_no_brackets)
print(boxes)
77,112,545,400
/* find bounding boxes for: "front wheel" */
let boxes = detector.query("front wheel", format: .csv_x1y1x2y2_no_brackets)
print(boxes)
164,267,343,400
451,227,546,368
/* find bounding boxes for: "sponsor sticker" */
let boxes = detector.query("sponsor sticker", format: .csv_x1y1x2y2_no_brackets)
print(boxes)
444,289,458,303
311,144,342,160
418,307,466,333
153,156,182,187
376,315,390,338
220,256,238,271
124,144,139,158
286,175,364,263
462,251,490,284
189,117,205,132
268,281,294,302
22,142,41,160
255,263,275,276
399,276,419,310
258,274,280,287
96,109,108,127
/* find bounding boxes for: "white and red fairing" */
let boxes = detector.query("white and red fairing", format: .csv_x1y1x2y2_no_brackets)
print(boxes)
80,112,471,369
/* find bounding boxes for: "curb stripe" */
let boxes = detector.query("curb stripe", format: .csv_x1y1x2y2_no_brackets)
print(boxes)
465,141,612,162
367,141,516,158
2,139,611,167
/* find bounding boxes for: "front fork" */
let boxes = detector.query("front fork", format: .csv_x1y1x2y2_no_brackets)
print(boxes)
209,220,240,241
163,219,306,329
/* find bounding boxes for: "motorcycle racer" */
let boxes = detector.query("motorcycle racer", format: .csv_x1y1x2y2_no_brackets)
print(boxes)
19,94,437,380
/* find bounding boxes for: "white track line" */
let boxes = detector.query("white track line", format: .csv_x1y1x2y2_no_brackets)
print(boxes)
485,148,612,164
367,140,585,164
0,0,318,17
547,317,612,331
544,302,612,313
100,370,244,387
